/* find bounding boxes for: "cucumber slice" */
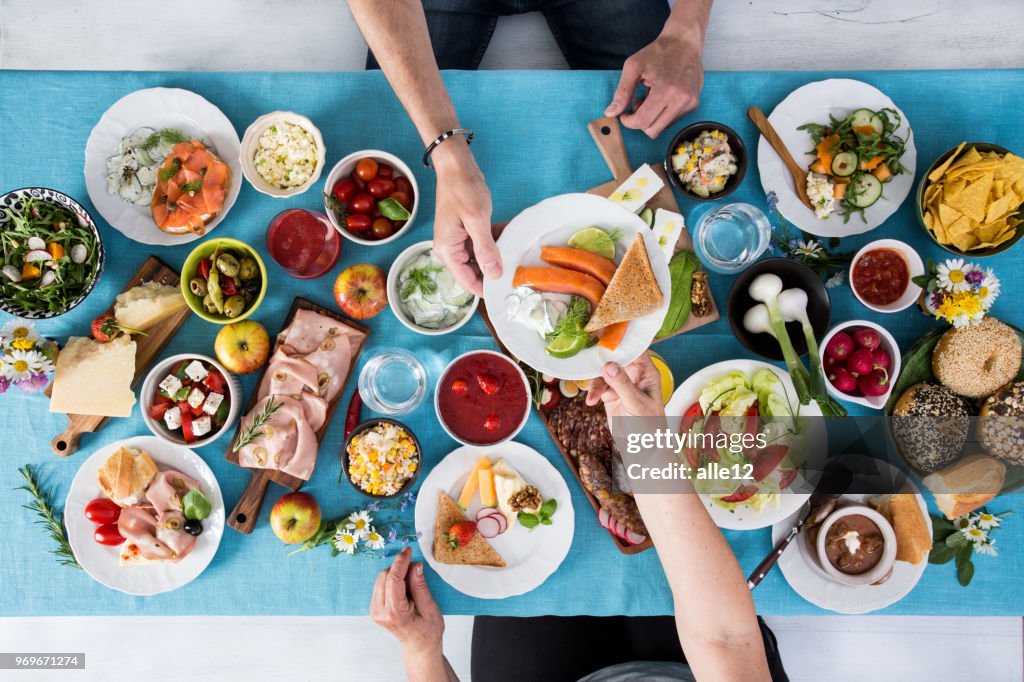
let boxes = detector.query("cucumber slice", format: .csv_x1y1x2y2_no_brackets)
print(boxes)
850,108,883,135
831,151,858,177
845,173,883,208
640,207,654,227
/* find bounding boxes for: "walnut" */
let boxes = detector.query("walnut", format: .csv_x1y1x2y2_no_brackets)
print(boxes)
691,270,712,318
509,485,542,512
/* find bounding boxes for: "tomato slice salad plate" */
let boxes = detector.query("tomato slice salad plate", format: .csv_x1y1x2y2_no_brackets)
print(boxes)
483,193,671,381
665,359,825,531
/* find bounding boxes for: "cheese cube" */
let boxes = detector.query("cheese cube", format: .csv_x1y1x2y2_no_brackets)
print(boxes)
164,406,182,430
183,360,209,383
192,415,212,437
187,387,206,409
159,374,183,397
608,163,665,214
651,208,686,262
202,391,224,416
49,336,137,418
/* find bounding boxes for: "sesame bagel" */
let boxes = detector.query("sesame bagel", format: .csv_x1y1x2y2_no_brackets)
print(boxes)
932,318,1021,399
978,381,1024,465
892,383,971,472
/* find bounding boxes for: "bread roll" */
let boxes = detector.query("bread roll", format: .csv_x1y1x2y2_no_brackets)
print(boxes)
97,446,158,506
922,453,1006,519
870,492,932,564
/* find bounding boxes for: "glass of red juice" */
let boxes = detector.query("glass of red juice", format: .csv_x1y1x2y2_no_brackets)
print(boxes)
266,209,341,279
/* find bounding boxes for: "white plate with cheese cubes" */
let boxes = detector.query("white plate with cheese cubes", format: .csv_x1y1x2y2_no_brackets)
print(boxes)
483,192,671,381
140,354,241,448
415,441,574,599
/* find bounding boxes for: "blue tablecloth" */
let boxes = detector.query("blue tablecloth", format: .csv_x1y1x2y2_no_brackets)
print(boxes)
0,70,1021,617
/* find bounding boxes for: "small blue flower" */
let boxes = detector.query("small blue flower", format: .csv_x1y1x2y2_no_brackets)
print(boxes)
367,501,380,512
766,191,779,213
415,530,423,539
387,528,398,543
399,500,408,512
788,238,799,249
766,242,777,256
383,550,392,559
406,491,416,504
401,537,410,547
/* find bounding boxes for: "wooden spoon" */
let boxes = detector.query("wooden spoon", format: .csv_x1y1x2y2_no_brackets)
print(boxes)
748,106,814,211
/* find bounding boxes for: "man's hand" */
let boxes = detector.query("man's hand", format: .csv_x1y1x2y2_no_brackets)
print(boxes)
432,140,501,296
605,27,706,139
370,547,445,660
586,353,665,420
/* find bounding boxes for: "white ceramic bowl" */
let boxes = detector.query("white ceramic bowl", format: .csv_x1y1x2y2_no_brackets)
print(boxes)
322,149,419,246
819,320,901,410
140,353,242,449
433,350,531,447
386,240,479,336
239,111,326,198
849,239,924,313
815,505,898,587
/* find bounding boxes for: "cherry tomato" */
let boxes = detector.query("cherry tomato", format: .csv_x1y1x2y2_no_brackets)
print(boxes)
394,176,413,196
389,190,411,210
85,498,121,525
331,178,358,203
349,192,375,214
378,163,394,178
371,218,395,240
349,170,366,191
367,177,397,198
94,523,125,546
355,158,379,181
371,204,382,219
345,213,373,233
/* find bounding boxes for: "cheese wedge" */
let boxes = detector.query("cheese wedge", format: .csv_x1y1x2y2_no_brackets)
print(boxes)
492,459,540,525
49,335,137,417
114,281,187,331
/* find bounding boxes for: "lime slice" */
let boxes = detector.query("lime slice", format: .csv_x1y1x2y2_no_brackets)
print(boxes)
639,207,654,227
568,227,616,259
545,332,591,359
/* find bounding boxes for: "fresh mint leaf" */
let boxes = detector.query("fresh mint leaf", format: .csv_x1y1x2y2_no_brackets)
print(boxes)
182,489,212,521
518,512,540,530
540,498,557,519
540,518,552,526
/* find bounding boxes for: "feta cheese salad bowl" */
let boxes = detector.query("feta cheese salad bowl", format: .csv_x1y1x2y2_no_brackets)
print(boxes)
387,240,478,335
664,121,747,201
323,150,419,246
140,354,242,449
240,111,326,198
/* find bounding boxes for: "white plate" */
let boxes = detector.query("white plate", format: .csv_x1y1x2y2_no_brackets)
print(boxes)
415,441,574,599
771,458,931,614
664,359,820,531
83,87,242,245
483,193,670,380
65,435,225,596
757,79,916,237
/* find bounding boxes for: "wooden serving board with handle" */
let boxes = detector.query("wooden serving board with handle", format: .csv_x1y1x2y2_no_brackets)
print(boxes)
48,255,190,456
224,297,369,534
584,116,719,338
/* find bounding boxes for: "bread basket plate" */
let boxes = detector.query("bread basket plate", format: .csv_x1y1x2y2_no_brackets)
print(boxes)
65,435,224,596
415,441,574,599
772,457,930,614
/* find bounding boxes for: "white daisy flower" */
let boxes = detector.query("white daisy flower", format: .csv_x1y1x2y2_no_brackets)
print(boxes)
825,271,846,289
937,259,970,292
977,269,1000,310
793,239,823,258
0,320,38,345
962,526,988,545
975,540,998,557
364,527,387,551
975,512,1001,530
345,510,373,539
333,530,358,555
953,515,975,531
2,349,38,381
22,349,51,374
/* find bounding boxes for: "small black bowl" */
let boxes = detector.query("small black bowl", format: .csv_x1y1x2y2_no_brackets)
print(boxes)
664,121,747,202
342,417,421,499
727,258,831,361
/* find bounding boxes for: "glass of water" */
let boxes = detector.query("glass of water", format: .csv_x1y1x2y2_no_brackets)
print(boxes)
691,202,771,274
358,348,427,416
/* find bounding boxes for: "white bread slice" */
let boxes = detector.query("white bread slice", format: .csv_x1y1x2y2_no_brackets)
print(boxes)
923,453,1006,519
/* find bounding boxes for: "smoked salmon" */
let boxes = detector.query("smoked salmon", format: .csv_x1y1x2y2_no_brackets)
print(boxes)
150,140,230,235
512,266,606,310
539,246,617,286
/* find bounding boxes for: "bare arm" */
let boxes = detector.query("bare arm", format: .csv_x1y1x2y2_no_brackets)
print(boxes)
587,357,770,681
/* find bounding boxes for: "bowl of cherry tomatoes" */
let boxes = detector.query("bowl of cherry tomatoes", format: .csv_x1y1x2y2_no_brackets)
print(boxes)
323,150,418,245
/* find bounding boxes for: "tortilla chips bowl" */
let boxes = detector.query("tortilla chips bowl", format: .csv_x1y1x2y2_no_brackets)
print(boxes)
916,142,1024,257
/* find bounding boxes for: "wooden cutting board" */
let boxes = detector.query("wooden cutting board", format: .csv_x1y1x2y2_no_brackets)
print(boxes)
224,297,369,534
48,255,190,456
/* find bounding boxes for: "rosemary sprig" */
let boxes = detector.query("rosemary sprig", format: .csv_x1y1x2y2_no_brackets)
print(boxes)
233,397,282,451
140,128,189,151
17,465,80,569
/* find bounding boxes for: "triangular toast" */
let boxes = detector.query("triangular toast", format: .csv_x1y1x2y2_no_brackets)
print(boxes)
584,233,663,333
433,492,506,568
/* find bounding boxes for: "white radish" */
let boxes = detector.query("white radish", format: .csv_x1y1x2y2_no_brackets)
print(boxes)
24,249,52,263
624,530,647,545
39,271,57,288
70,244,88,263
610,516,626,540
27,236,46,251
541,373,558,386
598,507,611,529
476,515,501,538
2,265,22,282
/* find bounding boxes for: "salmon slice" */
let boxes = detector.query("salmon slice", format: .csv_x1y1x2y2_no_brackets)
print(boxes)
598,321,629,350
150,139,229,235
539,246,617,286
512,266,605,310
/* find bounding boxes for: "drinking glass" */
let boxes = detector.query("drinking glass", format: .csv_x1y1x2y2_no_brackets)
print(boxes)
691,203,771,274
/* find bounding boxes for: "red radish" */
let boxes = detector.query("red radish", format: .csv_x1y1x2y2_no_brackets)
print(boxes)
852,327,881,350
624,529,647,545
541,374,558,387
871,347,891,371
858,369,890,397
598,507,611,529
539,387,560,411
823,355,838,372
846,348,874,376
476,507,508,534
779,469,798,489
825,331,854,361
829,367,858,394
476,515,502,538
610,516,626,540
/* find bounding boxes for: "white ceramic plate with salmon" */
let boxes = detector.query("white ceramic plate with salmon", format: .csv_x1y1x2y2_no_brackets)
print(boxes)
65,435,225,596
84,87,242,245
415,441,574,599
483,193,671,381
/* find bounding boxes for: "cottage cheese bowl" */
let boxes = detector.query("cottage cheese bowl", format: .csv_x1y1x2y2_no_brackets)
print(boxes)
240,112,326,198
387,240,478,335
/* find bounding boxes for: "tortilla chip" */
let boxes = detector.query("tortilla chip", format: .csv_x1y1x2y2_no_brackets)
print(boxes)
945,173,993,221
952,232,979,251
928,142,966,182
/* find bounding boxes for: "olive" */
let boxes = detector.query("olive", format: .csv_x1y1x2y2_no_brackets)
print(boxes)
241,288,255,303
190,277,208,297
216,252,240,277
202,293,218,314
238,257,259,281
223,295,246,318
184,519,203,536
164,516,183,531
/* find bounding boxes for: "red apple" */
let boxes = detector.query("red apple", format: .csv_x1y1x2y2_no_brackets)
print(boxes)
270,492,322,544
214,320,270,375
334,263,387,319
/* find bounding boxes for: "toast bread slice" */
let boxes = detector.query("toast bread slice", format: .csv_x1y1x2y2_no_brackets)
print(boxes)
433,492,505,568
584,233,663,333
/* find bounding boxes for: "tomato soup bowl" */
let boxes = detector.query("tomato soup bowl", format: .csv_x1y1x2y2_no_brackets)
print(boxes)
434,350,531,447
322,150,419,247
849,239,924,314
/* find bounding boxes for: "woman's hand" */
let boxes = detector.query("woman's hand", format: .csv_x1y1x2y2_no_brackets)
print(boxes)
370,547,445,659
586,353,665,420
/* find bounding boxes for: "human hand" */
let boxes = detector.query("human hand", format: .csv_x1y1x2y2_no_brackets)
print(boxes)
432,140,500,296
585,353,665,420
605,28,705,139
370,547,445,659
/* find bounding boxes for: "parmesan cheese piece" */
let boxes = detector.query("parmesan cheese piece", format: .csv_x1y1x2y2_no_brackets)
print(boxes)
114,281,187,331
49,335,137,417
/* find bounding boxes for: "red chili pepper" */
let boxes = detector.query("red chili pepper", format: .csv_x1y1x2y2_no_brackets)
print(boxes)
344,390,363,439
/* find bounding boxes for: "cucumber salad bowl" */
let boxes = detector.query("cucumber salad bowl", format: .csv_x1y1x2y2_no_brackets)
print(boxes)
387,240,478,336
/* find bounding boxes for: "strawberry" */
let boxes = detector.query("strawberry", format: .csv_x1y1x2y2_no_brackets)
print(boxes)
91,313,143,342
451,378,468,396
476,373,499,395
483,413,501,432
447,521,476,550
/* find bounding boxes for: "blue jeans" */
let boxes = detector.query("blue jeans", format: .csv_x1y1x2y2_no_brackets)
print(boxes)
366,0,671,70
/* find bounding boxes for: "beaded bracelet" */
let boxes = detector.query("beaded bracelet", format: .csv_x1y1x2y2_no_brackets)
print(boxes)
422,128,474,168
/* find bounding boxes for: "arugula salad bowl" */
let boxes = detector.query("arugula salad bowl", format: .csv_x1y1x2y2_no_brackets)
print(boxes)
0,187,104,319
